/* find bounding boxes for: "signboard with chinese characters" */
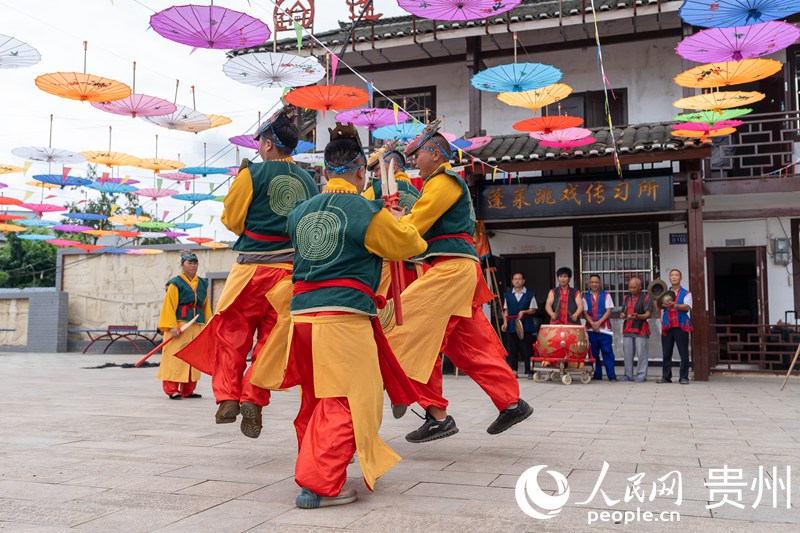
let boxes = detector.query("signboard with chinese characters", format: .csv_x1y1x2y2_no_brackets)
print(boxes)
477,176,674,220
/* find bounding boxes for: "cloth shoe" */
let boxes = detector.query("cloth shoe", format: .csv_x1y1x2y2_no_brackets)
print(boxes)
169,393,182,400
295,488,358,509
185,393,202,398
656,378,672,384
215,400,240,424
635,377,646,383
391,404,407,419
487,398,533,435
679,378,689,385
620,376,631,382
239,402,263,439
405,414,459,443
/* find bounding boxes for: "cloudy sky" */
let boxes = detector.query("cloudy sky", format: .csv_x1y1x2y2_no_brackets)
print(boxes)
1,0,407,240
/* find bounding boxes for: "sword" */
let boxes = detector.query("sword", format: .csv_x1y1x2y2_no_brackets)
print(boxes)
379,156,405,325
135,314,200,367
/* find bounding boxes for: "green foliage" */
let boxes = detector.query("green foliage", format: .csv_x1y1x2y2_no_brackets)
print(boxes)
0,229,57,288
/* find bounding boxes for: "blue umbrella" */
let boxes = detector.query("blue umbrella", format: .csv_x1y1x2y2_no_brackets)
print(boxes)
292,140,316,155
102,248,131,254
65,212,108,222
172,193,217,204
33,174,92,189
87,182,138,194
450,139,472,149
173,222,203,230
679,0,800,28
181,166,230,176
471,63,562,93
373,122,424,142
17,234,51,241
17,219,57,227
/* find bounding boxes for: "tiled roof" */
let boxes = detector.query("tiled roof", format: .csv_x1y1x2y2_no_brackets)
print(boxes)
469,123,709,163
231,0,681,55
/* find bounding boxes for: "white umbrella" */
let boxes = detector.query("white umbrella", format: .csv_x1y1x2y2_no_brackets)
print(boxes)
223,52,325,89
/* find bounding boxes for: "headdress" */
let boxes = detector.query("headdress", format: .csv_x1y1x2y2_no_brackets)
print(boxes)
324,122,366,175
253,105,297,148
180,250,198,263
405,119,450,158
367,141,406,171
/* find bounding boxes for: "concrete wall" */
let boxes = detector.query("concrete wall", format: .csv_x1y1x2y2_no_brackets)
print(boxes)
0,289,68,352
0,297,28,346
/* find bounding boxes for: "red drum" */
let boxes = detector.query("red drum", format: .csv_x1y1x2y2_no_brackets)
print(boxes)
534,324,590,368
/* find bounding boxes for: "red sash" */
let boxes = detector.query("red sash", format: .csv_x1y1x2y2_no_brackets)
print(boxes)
426,232,474,245
243,229,291,242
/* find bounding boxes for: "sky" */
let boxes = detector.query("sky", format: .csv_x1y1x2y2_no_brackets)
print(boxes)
0,0,407,241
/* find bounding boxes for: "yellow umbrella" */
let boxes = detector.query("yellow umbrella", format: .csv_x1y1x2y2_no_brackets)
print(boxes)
26,180,60,190
1,164,25,174
674,59,783,89
108,214,150,227
0,223,27,234
201,241,229,249
182,114,232,133
673,91,765,111
497,83,573,111
127,248,164,255
672,127,737,142
135,158,185,172
83,229,119,237
81,151,142,167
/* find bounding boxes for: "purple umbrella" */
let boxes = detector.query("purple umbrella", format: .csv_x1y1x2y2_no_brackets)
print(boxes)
53,224,93,233
335,108,411,131
397,0,522,21
150,5,271,50
676,21,800,63
229,134,258,150
161,231,189,238
672,120,744,131
91,94,177,118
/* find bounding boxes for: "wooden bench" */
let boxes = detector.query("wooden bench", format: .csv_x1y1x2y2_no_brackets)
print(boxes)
71,325,161,354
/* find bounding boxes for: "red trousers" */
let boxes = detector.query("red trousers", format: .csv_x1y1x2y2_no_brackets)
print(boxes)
210,268,288,406
162,380,197,397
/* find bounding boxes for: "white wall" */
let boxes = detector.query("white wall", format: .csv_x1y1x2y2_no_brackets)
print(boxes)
489,225,574,277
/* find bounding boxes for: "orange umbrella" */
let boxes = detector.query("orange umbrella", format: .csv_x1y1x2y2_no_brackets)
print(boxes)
674,59,783,88
207,114,232,129
673,91,765,111
0,214,25,222
0,223,26,234
0,164,25,175
513,115,584,133
284,85,369,113
187,236,213,244
26,180,61,190
497,83,573,111
672,127,737,142
108,214,150,227
83,229,119,237
201,241,229,249
35,72,131,103
114,230,141,238
0,196,23,206
74,243,104,252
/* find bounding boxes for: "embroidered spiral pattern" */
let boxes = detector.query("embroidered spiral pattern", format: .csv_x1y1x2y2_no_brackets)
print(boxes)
296,211,341,262
268,174,307,216
398,191,419,211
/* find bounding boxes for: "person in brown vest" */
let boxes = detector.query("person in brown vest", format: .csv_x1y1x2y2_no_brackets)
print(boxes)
545,267,583,325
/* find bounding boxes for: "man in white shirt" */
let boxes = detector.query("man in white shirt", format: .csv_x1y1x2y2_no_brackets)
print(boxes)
501,273,538,378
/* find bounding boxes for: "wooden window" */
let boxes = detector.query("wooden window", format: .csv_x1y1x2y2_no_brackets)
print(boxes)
549,89,628,128
373,86,436,123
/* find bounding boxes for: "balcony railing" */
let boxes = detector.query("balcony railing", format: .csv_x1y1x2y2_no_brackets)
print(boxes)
710,323,800,372
705,111,800,180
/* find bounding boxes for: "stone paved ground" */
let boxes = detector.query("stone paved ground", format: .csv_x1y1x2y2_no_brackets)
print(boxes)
1,352,799,532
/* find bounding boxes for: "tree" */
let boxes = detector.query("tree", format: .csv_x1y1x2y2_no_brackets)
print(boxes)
0,229,57,288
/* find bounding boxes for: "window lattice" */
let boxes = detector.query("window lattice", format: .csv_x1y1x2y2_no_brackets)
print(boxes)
579,231,654,307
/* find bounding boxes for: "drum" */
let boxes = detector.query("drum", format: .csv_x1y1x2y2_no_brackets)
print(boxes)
534,324,590,359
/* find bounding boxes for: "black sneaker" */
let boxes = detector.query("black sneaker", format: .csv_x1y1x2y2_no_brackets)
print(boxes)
487,398,533,435
405,414,459,443
657,378,672,384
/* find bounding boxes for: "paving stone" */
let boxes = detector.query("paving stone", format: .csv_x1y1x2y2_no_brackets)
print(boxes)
0,480,106,503
73,509,187,532
151,500,292,532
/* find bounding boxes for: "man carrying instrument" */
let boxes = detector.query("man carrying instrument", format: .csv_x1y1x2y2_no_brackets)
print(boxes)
387,120,533,444
156,251,211,399
658,269,693,384
545,267,584,325
620,276,652,382
177,106,318,438
283,122,426,508
501,272,537,378
583,274,618,381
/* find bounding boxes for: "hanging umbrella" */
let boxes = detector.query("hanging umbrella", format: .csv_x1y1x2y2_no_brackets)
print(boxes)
105,177,141,185
373,122,425,141
0,164,25,174
674,58,783,88
673,91,765,110
174,222,203,230
194,114,232,132
133,188,179,201
17,234,51,241
142,105,211,132
92,94,177,118
672,127,738,141
672,120,744,131
46,238,81,248
135,158,185,173
201,241,229,249
0,223,26,234
223,52,324,88
172,193,217,204
212,195,225,202
0,196,23,207
284,85,369,113
83,229,118,237
162,231,189,238
17,218,57,227
32,174,92,189
11,146,86,164
137,221,175,230
397,0,522,21
103,248,132,254
27,181,60,190
335,108,411,131
674,108,753,124
137,231,167,239
73,243,104,252
292,153,325,165
127,248,164,255
150,4,271,50
81,151,142,168
113,230,141,238
679,0,800,28
53,224,93,233
87,181,138,194
497,83,573,111
35,72,131,103
180,166,230,177
108,214,150,227
293,140,316,155
471,63,562,93
450,139,471,149
0,214,24,222
676,21,800,63
187,236,213,244
513,115,584,133
529,127,593,142
0,34,41,69
538,137,597,150
66,212,107,222
462,136,493,150
19,203,66,216
0,182,5,189
229,134,259,150
159,171,199,191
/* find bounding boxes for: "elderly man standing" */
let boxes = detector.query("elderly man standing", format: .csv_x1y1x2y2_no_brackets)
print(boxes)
620,277,652,382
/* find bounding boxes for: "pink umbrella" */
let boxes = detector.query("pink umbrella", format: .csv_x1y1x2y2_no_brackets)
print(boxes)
464,136,493,150
229,135,258,150
92,94,177,118
397,0,522,21
672,120,743,131
46,238,80,248
150,5,271,50
538,137,596,150
158,171,199,191
530,127,593,142
676,21,800,63
335,108,410,131
53,224,93,233
19,203,66,216
133,188,179,201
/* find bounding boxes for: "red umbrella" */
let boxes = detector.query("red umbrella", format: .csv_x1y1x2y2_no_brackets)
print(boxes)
0,196,23,206
115,230,141,238
74,243,104,252
0,214,25,222
284,85,369,114
513,115,584,133
187,236,213,244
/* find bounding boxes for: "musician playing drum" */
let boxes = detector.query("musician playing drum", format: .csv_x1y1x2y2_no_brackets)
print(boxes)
545,267,583,325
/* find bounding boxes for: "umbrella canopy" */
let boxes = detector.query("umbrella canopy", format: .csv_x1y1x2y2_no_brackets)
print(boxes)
373,122,425,141
0,196,23,206
174,222,203,230
127,248,164,255
229,134,259,150
19,203,66,216
497,83,573,111
292,153,325,165
73,243,104,252
135,158,185,172
674,58,783,88
27,180,60,190
132,188,179,201
103,248,132,254
223,52,324,88
471,63,562,93
46,238,80,248
529,127,593,142
538,137,597,150
673,91,765,110
17,218,57,227
81,151,142,167
150,4,270,50
162,231,188,238
11,146,86,164
113,230,141,238
142,105,211,131
462,136,493,150
106,177,141,185
676,21,800,63
53,224,93,233
187,236,213,244
172,193,217,204
17,234,51,241
180,166,230,176
397,0,522,21
679,0,800,28
0,34,41,69
91,94,177,118
672,127,738,141
108,214,150,227
0,214,24,221
201,241,229,249
293,140,316,155
513,115,584,133
187,114,232,133
335,108,411,131
0,182,5,189
284,85,369,112
32,174,92,189
65,212,107,222
83,229,119,237
35,72,131,102
674,108,753,124
136,221,175,230
0,223,26,233
672,120,744,131
212,195,225,202
159,171,199,191
86,181,138,194
0,164,25,174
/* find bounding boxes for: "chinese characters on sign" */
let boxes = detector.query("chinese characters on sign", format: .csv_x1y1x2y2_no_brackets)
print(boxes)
477,176,674,219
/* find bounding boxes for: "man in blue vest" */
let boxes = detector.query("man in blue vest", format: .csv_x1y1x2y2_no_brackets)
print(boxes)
583,274,617,381
501,272,537,378
658,269,693,384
